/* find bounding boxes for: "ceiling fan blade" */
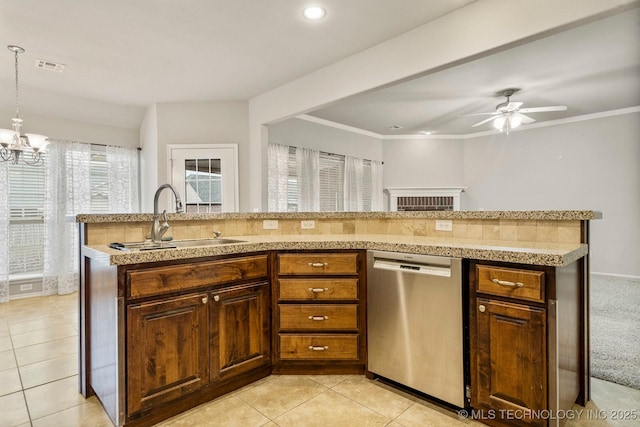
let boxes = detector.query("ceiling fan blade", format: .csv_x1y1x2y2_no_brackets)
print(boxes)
517,113,536,124
472,116,499,127
518,106,567,113
460,112,500,117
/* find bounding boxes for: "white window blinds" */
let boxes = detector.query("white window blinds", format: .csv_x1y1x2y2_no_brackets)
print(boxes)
268,142,382,212
9,161,45,276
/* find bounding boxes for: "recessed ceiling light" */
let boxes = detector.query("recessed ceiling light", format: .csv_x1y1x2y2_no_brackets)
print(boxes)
388,125,403,130
303,6,326,20
420,131,433,135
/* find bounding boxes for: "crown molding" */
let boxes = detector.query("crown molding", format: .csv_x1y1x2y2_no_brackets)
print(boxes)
296,106,640,140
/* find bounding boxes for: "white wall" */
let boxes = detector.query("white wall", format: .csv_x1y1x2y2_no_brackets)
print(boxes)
268,118,383,161
463,112,640,276
154,101,250,211
382,138,465,190
0,108,138,148
139,104,159,212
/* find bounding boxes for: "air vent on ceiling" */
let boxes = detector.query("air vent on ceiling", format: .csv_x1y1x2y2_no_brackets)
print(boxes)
35,59,66,72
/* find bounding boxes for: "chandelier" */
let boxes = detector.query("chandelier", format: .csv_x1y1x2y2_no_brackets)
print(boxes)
0,45,49,165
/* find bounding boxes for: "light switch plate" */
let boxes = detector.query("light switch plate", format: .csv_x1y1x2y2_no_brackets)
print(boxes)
301,220,315,229
263,220,279,230
435,220,453,232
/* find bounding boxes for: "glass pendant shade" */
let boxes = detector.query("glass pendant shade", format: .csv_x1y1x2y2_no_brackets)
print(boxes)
0,128,16,146
25,134,49,152
509,114,523,128
493,116,507,130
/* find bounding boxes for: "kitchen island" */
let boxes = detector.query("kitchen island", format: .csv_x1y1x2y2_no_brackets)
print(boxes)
78,210,600,427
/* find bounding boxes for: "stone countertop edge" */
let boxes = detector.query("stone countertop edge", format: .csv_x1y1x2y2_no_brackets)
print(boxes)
76,210,603,223
82,235,589,268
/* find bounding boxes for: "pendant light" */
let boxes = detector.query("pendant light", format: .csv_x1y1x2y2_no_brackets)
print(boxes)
0,45,50,165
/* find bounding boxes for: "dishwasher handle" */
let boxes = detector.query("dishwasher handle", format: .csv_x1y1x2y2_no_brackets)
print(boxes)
372,259,452,277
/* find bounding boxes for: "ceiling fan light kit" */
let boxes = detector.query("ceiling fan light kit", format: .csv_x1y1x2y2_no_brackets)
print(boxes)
465,88,567,134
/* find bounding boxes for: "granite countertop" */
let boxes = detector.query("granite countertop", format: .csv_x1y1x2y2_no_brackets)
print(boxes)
82,234,588,267
76,210,602,223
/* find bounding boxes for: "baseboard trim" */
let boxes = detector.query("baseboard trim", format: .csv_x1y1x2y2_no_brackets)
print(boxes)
591,272,640,281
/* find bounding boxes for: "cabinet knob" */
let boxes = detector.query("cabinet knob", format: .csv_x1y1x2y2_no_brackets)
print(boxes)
202,296,208,304
213,295,220,302
478,304,486,313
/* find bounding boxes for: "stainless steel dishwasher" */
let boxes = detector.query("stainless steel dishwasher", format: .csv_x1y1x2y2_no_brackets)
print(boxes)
367,250,464,407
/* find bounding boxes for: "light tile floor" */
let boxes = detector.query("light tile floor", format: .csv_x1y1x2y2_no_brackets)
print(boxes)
0,293,638,427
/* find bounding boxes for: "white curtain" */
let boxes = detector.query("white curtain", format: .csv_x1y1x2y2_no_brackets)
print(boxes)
296,146,319,212
344,156,364,211
371,160,384,211
43,141,92,296
107,145,139,212
0,162,9,302
267,143,290,212
42,141,138,296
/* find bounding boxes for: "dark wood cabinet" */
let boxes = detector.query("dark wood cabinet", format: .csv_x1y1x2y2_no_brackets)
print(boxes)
120,254,271,425
273,251,366,374
470,261,583,427
127,293,210,416
210,281,270,382
474,298,546,426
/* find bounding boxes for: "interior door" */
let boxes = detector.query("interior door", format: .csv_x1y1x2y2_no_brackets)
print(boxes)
169,145,238,213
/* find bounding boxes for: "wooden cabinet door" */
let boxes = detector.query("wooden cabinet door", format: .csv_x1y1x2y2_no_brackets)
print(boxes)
127,293,209,416
473,298,546,427
210,281,270,382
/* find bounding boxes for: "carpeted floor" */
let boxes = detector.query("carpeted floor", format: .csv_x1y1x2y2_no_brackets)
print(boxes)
590,273,640,390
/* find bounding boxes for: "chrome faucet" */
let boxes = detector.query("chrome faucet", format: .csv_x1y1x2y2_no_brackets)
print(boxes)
150,183,184,243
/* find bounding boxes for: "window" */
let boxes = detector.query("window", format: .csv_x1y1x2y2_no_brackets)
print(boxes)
8,144,117,279
278,145,377,212
184,158,222,213
9,160,45,277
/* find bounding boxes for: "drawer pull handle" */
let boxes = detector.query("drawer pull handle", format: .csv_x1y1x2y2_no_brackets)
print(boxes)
308,262,328,268
308,315,329,321
308,345,329,351
308,287,329,293
492,278,524,288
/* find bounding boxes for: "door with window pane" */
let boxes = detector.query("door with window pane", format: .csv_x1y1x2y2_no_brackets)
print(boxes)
169,145,238,213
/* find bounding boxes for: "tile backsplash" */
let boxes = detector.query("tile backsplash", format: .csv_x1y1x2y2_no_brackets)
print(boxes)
85,217,583,246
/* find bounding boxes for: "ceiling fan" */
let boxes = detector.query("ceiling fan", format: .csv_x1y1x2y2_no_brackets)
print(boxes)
464,89,567,133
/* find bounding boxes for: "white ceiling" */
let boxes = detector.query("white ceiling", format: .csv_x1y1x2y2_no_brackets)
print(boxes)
307,7,640,136
0,0,475,129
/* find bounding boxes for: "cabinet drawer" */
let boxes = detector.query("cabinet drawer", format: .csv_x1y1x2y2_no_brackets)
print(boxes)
477,265,545,303
128,255,268,298
278,278,358,301
279,335,359,360
279,304,358,330
277,253,359,275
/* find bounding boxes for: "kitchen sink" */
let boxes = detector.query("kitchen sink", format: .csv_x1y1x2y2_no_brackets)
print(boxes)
172,238,246,247
109,238,246,251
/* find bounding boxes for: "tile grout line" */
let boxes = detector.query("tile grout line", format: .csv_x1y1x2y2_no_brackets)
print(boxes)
8,320,34,426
